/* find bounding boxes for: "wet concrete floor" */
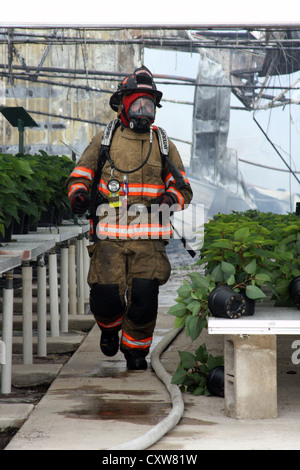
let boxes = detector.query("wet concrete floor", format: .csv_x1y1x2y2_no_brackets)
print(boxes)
5,266,300,450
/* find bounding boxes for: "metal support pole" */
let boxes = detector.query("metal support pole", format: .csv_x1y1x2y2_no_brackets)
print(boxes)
22,261,33,365
82,234,90,305
60,245,69,333
37,256,47,357
49,251,60,337
18,118,24,154
68,241,77,315
1,274,14,394
76,235,84,315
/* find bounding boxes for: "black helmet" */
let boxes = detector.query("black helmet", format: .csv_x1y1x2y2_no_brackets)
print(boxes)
109,65,163,112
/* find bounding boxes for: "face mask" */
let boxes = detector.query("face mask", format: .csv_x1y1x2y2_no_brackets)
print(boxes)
127,96,155,132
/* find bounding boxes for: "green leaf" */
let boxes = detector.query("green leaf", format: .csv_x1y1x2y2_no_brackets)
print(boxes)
192,386,206,396
226,274,236,286
186,316,204,341
179,351,197,370
221,261,236,274
207,354,224,371
174,315,187,328
171,366,187,384
245,259,257,274
210,264,224,283
234,226,250,241
246,285,266,300
168,303,187,317
177,282,192,299
210,240,233,249
195,344,208,364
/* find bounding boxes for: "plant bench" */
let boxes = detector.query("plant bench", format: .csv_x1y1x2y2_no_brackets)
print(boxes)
207,299,300,419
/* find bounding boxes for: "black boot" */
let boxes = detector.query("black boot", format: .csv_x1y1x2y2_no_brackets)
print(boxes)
100,329,119,357
124,350,148,370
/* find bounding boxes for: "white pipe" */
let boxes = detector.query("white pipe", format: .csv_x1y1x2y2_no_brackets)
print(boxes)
37,259,47,357
82,236,90,305
76,237,84,315
22,263,33,365
109,327,185,450
68,242,77,315
49,252,60,337
1,275,14,394
0,340,5,366
60,246,69,333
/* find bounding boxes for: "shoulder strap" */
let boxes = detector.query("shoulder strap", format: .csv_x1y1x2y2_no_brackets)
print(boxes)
101,119,119,147
155,126,169,158
155,126,187,189
90,119,120,217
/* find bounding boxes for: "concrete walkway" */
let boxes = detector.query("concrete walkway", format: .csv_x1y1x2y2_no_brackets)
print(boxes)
3,270,300,450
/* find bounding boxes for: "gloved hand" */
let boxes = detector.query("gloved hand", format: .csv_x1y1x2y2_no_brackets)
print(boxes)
71,189,91,215
152,192,176,208
149,192,177,224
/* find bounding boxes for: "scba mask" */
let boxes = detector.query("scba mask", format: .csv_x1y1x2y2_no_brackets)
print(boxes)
127,96,156,132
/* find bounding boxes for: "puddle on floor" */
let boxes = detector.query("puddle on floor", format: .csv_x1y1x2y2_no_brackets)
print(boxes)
62,397,169,426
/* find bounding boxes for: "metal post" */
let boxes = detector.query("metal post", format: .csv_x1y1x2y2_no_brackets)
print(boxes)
22,261,33,365
82,234,90,305
37,256,47,357
68,241,77,315
60,245,69,333
1,274,14,394
17,118,24,154
76,235,84,315
49,251,60,337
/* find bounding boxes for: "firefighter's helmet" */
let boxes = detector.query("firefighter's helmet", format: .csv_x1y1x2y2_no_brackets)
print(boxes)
109,65,163,112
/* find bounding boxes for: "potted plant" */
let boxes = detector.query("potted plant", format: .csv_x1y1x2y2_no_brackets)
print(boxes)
168,209,300,397
199,215,277,306
268,221,300,307
0,153,36,241
0,151,75,241
171,343,224,397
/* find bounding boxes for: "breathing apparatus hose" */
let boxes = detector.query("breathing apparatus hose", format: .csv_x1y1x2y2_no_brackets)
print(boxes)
108,326,185,451
106,125,153,174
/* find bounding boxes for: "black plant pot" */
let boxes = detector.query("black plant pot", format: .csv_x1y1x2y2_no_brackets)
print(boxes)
206,366,224,397
289,277,300,309
39,207,54,227
208,285,246,319
13,212,25,235
241,293,255,316
24,215,37,233
0,221,14,243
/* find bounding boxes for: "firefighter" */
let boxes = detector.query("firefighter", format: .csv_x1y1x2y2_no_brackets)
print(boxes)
67,65,193,370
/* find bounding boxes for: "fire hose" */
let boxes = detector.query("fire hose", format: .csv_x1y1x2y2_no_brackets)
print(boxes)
108,326,185,450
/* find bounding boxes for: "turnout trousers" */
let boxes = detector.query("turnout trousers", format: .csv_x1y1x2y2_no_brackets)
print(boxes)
87,239,171,357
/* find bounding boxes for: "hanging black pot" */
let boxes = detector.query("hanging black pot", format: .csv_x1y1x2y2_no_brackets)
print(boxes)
208,285,246,318
206,366,224,397
289,277,300,309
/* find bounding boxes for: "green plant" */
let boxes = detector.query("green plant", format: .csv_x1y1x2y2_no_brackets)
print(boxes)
201,210,300,305
0,153,36,235
171,344,224,396
168,271,216,341
0,151,75,237
268,222,300,305
200,220,276,301
168,209,300,396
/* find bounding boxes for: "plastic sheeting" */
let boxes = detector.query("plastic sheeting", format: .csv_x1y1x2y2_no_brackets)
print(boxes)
190,53,256,217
